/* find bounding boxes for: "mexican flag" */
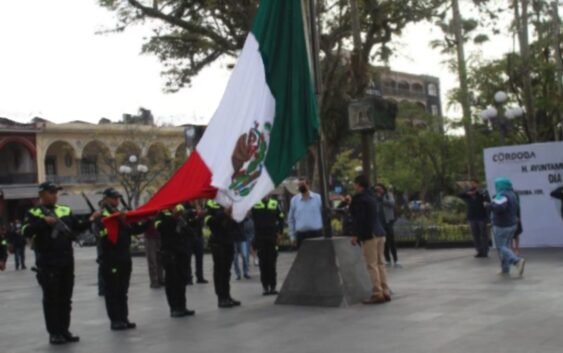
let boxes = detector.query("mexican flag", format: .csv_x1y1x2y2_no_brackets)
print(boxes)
104,0,320,241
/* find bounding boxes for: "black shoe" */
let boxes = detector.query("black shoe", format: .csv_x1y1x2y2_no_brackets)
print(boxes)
62,332,80,343
49,334,67,345
244,274,251,279
111,322,129,331
171,309,196,318
125,321,136,329
22,265,27,270
269,288,279,295
197,278,209,284
228,298,241,306
218,299,234,308
262,288,270,296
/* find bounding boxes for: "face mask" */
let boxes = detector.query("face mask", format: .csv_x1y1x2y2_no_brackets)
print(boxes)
298,185,308,194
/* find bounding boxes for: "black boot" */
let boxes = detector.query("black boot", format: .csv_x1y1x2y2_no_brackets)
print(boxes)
228,297,241,306
62,332,80,343
218,298,234,308
49,335,67,345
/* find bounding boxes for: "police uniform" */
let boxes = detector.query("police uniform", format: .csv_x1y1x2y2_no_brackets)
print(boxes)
155,205,195,317
22,182,90,345
205,200,241,308
96,188,147,330
251,197,284,295
185,203,207,284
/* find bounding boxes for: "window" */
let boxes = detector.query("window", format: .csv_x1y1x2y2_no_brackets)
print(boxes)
45,156,57,176
80,157,98,176
431,105,439,116
398,81,410,91
412,83,424,93
428,83,438,96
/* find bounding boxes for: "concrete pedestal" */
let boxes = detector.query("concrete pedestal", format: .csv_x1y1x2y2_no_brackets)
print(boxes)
275,237,371,307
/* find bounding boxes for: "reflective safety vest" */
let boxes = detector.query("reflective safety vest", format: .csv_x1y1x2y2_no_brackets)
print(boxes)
205,200,222,224
254,199,284,218
22,204,72,235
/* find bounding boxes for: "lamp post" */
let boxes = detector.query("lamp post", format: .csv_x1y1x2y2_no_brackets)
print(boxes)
118,155,149,209
479,91,524,146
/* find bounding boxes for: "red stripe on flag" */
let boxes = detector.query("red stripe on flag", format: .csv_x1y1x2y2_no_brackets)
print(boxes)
102,150,217,243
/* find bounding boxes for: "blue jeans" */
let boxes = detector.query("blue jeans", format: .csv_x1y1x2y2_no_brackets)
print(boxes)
233,241,249,277
493,225,520,273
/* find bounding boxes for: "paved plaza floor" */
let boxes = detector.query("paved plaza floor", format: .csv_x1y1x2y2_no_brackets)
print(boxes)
2,246,563,353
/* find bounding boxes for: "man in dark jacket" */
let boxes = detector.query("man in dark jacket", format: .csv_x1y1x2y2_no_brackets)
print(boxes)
458,180,491,258
155,204,196,318
491,177,526,277
93,188,148,331
9,220,26,270
551,186,563,219
22,182,92,345
350,175,390,305
251,196,284,295
205,200,241,308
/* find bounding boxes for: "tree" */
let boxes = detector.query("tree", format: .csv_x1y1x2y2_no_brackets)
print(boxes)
99,0,447,176
376,102,466,204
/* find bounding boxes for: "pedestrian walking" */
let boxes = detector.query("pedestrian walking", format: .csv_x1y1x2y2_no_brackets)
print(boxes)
9,220,26,270
490,177,526,277
375,184,400,267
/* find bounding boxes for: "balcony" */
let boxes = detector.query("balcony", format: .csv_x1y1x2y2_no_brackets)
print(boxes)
46,174,118,185
0,173,37,185
381,86,427,100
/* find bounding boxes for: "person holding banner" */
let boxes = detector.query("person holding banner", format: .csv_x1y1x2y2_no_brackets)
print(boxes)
490,177,526,277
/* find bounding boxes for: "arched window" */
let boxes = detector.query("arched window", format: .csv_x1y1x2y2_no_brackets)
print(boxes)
428,83,438,96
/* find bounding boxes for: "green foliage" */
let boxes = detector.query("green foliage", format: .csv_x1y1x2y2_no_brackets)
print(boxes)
330,149,362,193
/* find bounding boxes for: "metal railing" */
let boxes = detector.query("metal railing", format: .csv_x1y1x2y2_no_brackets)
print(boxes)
381,86,428,100
46,174,118,184
0,173,37,184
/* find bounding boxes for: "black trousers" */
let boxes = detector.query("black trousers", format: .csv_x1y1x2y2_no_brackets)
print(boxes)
36,264,74,336
210,243,234,300
163,252,189,311
296,230,322,248
187,236,205,281
14,245,25,269
101,260,132,323
383,221,398,263
255,238,278,290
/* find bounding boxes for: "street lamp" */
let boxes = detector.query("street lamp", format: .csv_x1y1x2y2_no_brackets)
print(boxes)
479,91,524,145
119,154,149,208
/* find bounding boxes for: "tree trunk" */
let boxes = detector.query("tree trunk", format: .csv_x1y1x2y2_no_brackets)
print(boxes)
451,0,476,178
514,0,537,142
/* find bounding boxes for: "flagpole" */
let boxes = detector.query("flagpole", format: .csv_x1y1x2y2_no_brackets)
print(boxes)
305,0,332,238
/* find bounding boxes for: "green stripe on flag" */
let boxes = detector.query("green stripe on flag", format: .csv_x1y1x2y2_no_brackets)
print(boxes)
252,0,320,185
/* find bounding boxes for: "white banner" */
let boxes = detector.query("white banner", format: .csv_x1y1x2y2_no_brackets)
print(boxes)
484,141,563,247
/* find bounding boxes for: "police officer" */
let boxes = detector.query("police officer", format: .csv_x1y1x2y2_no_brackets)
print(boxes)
155,204,196,318
251,196,284,295
22,182,91,345
93,188,147,331
185,202,208,285
205,200,241,308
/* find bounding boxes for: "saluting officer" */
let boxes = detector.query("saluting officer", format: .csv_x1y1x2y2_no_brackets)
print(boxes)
251,195,284,295
22,182,92,345
155,204,196,318
93,188,148,331
205,200,241,308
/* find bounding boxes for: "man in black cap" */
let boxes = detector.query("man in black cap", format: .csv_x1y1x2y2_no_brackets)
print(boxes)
92,188,148,331
155,204,196,318
22,182,93,345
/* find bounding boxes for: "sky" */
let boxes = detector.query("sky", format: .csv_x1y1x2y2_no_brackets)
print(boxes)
0,0,516,126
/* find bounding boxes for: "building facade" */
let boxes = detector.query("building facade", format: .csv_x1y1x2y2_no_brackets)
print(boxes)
0,118,187,223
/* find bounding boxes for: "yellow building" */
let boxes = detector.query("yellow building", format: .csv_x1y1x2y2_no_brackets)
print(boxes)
0,118,187,222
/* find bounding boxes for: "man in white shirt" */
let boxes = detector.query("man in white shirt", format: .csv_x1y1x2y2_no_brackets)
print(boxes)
288,178,323,248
